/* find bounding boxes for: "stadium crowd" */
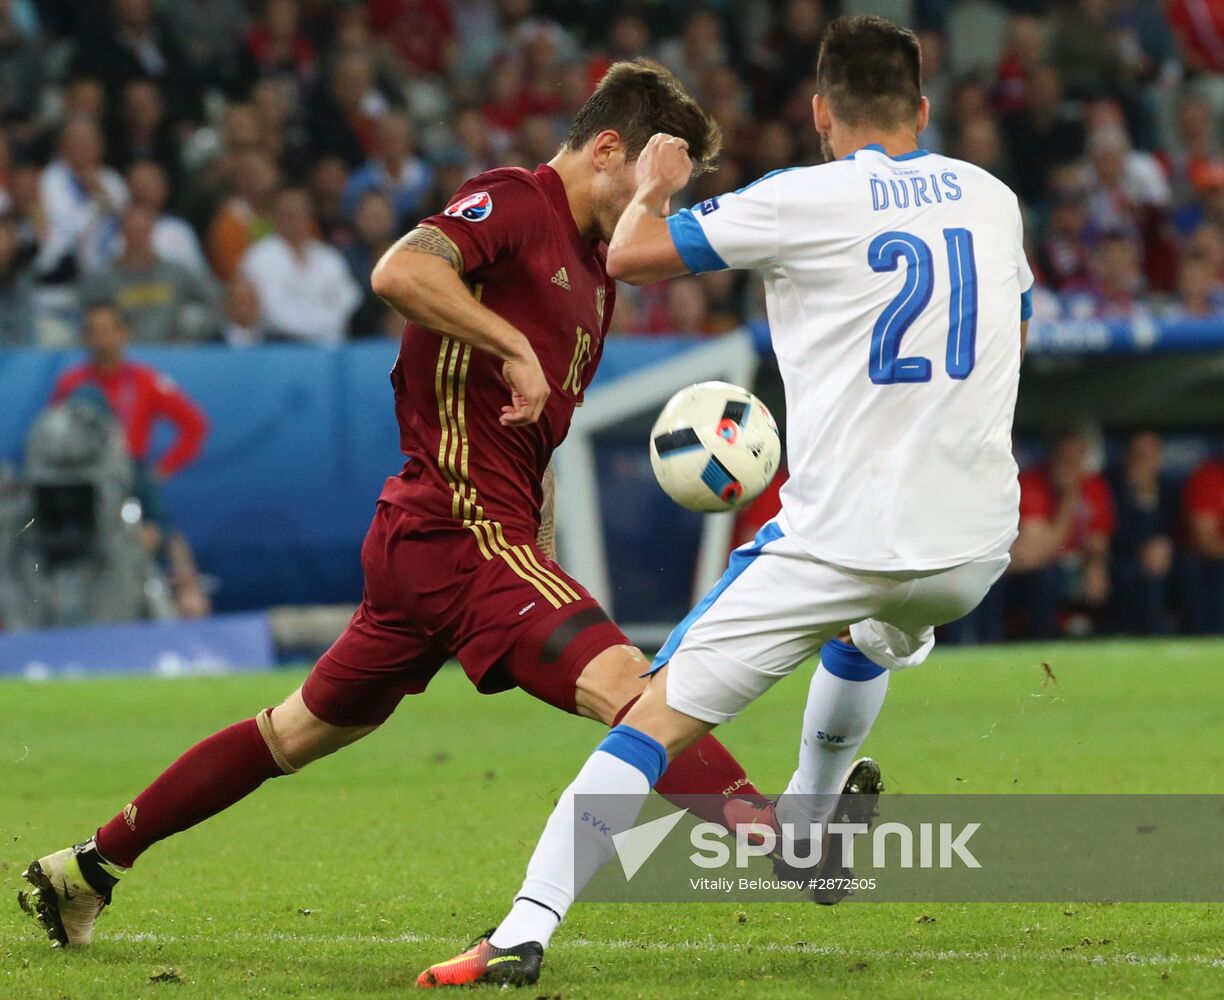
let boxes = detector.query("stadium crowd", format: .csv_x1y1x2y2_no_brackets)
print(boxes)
9,0,1224,342
0,0,1222,637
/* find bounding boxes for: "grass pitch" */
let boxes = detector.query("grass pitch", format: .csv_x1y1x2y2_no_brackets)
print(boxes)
2,640,1223,998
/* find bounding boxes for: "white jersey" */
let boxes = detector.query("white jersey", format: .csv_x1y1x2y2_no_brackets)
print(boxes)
669,145,1034,571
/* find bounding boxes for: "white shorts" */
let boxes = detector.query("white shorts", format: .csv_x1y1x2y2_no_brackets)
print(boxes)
653,519,1009,725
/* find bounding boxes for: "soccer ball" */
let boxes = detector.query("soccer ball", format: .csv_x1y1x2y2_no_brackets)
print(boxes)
649,382,781,513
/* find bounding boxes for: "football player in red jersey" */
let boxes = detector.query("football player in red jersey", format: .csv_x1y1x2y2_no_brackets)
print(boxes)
19,61,770,963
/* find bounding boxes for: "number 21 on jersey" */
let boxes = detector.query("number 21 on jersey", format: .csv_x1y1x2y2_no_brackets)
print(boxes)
867,228,977,385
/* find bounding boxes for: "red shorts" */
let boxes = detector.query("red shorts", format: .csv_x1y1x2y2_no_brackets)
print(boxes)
301,500,629,726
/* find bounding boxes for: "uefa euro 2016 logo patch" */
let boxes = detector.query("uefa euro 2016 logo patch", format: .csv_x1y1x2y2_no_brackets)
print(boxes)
445,191,493,222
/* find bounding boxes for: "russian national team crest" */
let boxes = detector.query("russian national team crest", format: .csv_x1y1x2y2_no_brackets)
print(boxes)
444,191,493,222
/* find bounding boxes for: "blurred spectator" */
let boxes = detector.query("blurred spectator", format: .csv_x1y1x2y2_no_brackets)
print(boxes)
0,0,43,126
994,16,1045,116
1166,0,1224,74
1046,0,1128,104
1001,65,1085,205
220,276,267,346
82,206,219,343
238,0,317,100
207,150,280,282
482,59,531,139
1082,121,1171,236
664,276,713,335
164,0,249,84
452,106,497,173
342,112,432,226
0,213,35,344
308,155,355,245
1010,432,1116,638
38,118,128,282
343,190,396,337
657,9,725,94
1038,189,1091,291
1163,93,1220,219
239,187,361,345
367,0,456,80
1184,221,1224,282
753,0,824,116
52,302,209,480
1110,431,1176,634
306,51,390,168
955,114,1014,188
48,302,212,620
1166,253,1224,318
109,79,180,187
1181,447,1224,633
70,0,202,126
125,161,209,277
1063,230,1149,320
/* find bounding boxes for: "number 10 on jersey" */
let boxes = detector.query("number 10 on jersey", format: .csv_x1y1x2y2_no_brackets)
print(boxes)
867,228,978,385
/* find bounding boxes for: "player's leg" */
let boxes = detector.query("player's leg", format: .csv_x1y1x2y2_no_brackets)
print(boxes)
18,680,380,948
418,665,713,988
493,562,764,832
20,504,444,948
773,635,889,833
421,525,836,986
776,555,1010,834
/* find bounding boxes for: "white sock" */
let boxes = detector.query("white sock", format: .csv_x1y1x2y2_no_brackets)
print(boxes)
489,898,559,950
490,729,664,949
776,640,889,832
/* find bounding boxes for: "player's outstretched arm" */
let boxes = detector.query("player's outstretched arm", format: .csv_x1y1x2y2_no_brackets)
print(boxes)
607,134,693,285
372,228,549,426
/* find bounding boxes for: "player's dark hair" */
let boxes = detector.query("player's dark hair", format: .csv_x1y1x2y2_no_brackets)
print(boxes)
816,15,922,129
564,59,722,174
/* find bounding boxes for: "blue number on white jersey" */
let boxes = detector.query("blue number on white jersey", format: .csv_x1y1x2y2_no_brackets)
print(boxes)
867,228,981,385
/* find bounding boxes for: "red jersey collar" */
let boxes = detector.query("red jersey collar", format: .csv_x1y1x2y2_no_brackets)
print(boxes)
534,164,599,255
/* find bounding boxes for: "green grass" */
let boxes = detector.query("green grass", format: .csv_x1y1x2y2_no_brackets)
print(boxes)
2,640,1223,998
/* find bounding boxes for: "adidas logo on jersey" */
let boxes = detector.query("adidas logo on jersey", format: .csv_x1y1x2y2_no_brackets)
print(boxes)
551,267,571,290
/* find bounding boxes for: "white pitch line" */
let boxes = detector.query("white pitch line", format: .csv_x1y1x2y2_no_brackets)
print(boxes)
4,930,1222,969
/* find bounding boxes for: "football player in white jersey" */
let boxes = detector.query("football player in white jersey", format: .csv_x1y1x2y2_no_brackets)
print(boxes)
418,15,1033,988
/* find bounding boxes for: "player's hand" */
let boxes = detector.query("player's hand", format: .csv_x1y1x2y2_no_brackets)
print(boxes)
500,349,550,427
636,133,694,202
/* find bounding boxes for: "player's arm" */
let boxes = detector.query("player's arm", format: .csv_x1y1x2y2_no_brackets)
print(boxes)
607,136,694,284
371,227,548,427
536,463,557,560
612,135,782,286
149,374,209,478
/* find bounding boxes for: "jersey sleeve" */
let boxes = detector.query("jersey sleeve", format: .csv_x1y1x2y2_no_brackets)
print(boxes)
417,170,548,277
667,175,782,274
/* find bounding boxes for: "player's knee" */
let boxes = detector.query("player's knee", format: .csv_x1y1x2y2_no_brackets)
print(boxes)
269,689,378,769
574,644,651,726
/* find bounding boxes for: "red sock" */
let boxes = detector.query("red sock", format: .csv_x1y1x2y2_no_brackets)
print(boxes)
95,715,288,868
613,697,761,830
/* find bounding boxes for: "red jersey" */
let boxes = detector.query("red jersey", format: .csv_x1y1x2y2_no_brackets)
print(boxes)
51,360,209,477
380,164,615,545
1183,459,1224,536
1018,465,1116,553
